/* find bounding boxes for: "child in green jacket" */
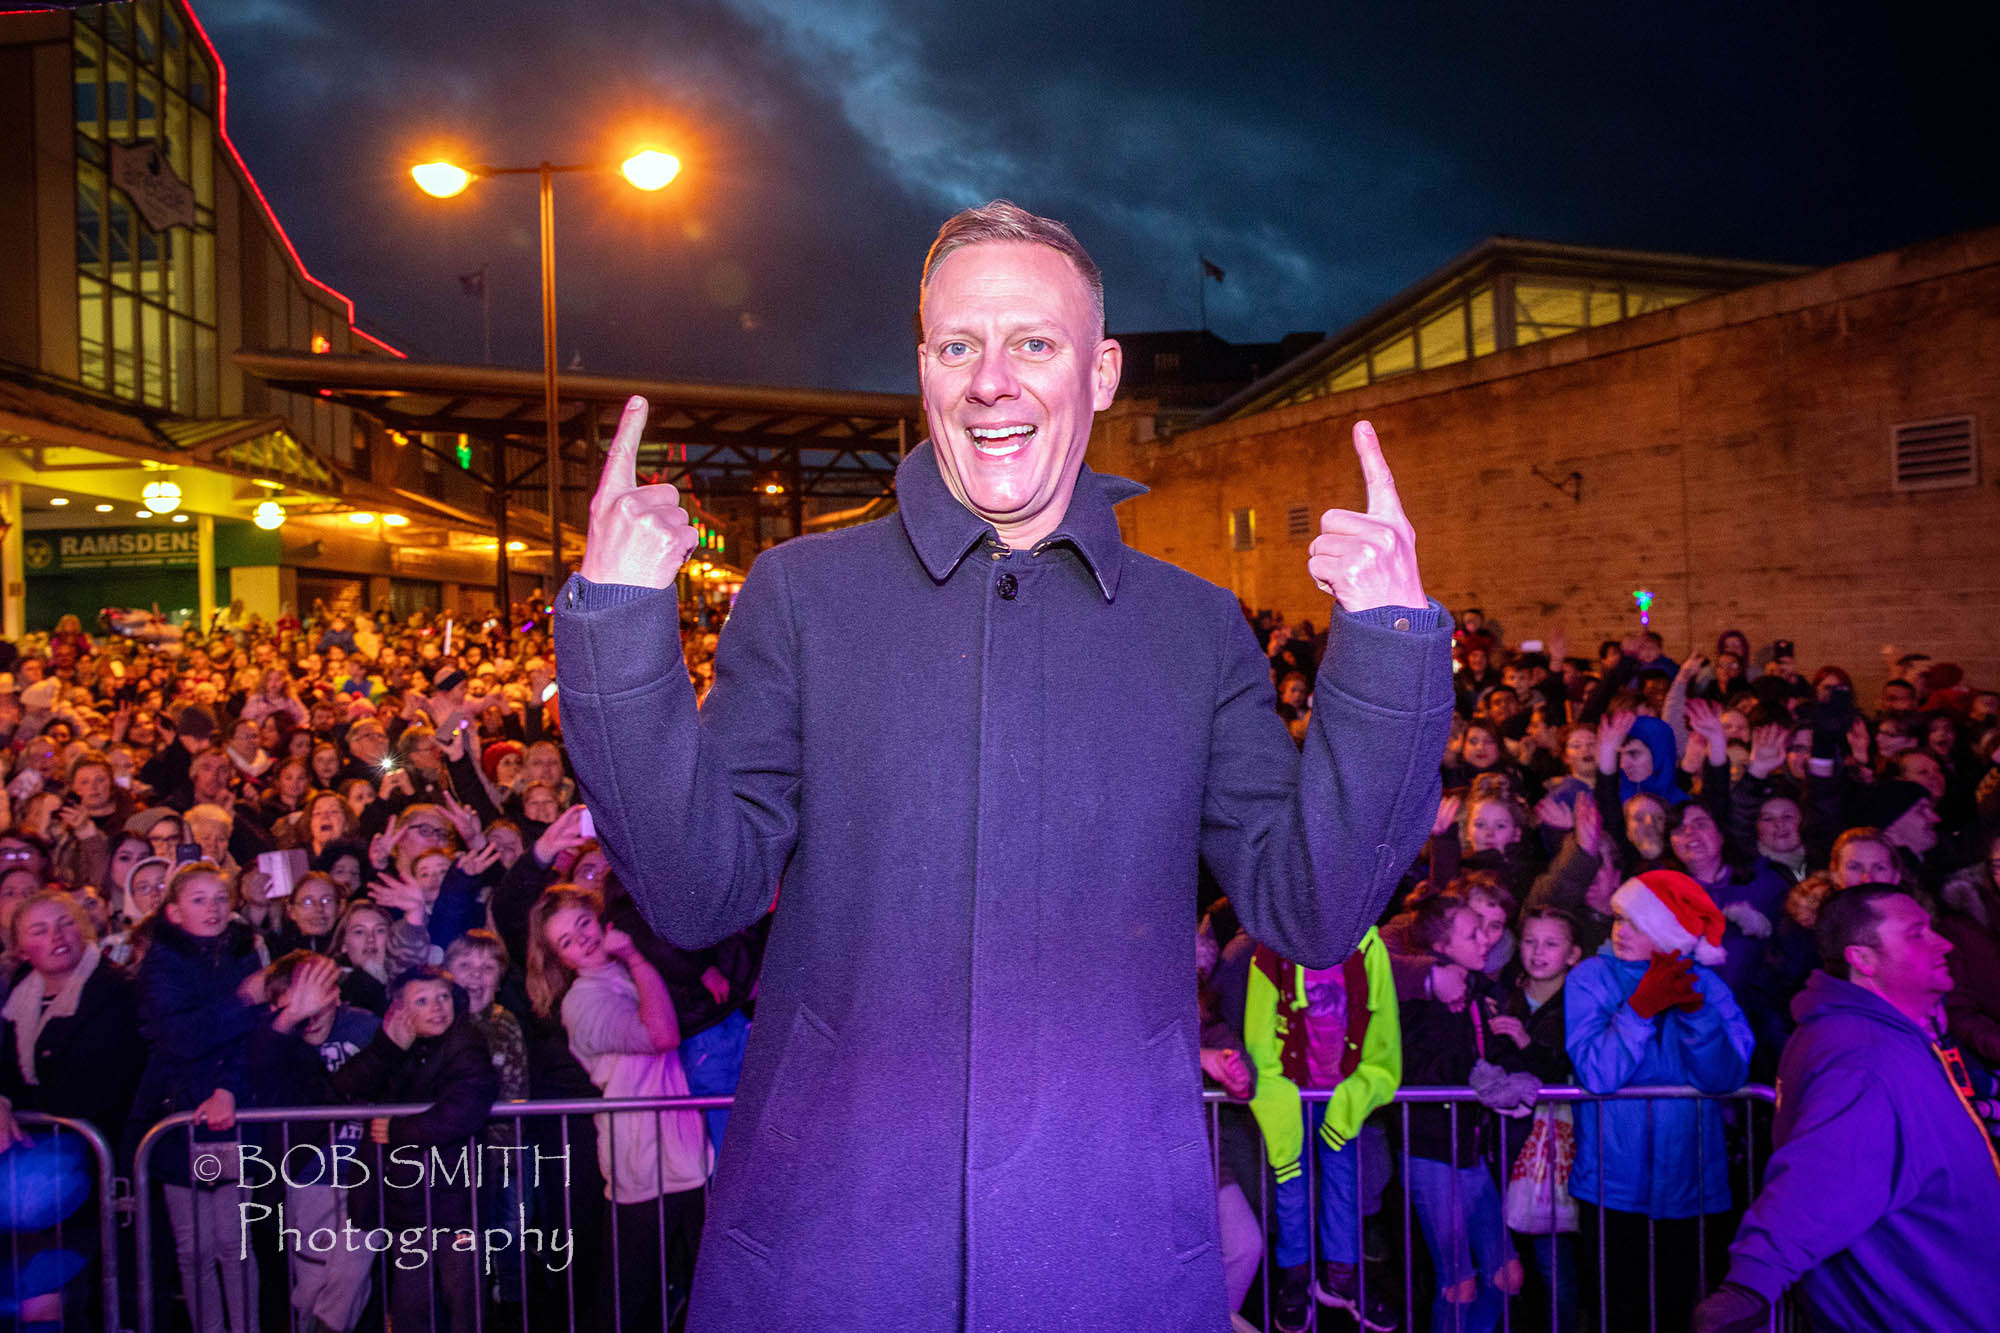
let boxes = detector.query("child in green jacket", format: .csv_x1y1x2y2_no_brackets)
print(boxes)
1246,926,1402,1332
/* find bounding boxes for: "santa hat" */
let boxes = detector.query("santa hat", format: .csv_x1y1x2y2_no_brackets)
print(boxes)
1611,870,1728,966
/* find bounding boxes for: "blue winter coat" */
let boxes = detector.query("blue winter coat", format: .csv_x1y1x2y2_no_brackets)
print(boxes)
1724,972,2000,1331
1565,949,1752,1216
553,444,1456,1332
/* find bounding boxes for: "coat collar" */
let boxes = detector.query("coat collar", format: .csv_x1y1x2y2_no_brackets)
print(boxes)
895,440,1146,601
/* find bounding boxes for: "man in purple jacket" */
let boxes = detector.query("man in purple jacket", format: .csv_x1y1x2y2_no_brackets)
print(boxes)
555,201,1455,1331
1695,886,2000,1332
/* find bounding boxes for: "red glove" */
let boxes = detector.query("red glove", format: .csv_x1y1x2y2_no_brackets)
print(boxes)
1628,953,1702,1019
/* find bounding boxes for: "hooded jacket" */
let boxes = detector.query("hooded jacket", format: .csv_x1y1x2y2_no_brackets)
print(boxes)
1722,972,2000,1331
1244,929,1400,1184
1564,949,1752,1216
555,445,1455,1332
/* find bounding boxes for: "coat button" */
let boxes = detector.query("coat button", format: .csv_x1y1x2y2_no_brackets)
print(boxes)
995,573,1018,600
1393,617,1410,631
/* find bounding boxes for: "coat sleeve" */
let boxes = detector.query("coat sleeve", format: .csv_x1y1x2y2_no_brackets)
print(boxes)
553,560,801,951
1722,1063,1909,1302
1671,965,1754,1093
1243,955,1305,1178
1201,601,1455,969
562,971,669,1060
1564,959,1659,1094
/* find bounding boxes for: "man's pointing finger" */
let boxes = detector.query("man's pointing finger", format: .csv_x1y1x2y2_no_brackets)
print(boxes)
1352,420,1403,520
597,395,649,499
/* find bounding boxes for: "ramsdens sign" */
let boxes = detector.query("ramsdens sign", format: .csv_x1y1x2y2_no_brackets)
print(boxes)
24,528,200,572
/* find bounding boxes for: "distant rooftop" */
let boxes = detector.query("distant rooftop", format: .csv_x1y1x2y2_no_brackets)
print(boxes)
1202,237,1808,423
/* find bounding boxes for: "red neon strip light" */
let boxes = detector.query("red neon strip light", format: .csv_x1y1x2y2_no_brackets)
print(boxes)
179,1,405,358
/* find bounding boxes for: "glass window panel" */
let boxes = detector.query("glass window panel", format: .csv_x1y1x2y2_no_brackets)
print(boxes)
1588,290,1623,326
169,224,193,316
75,162,105,278
1468,287,1496,356
1514,283,1589,344
74,30,102,135
188,52,212,112
193,230,215,324
190,109,212,206
105,51,131,134
78,275,108,389
1325,359,1368,394
1368,332,1415,380
165,92,188,180
105,3,132,56
107,193,134,288
161,6,184,90
136,71,161,140
135,0,158,66
110,291,137,397
75,1,101,29
141,301,167,405
195,323,218,416
137,221,166,300
171,314,196,412
1626,285,1708,316
1418,304,1467,369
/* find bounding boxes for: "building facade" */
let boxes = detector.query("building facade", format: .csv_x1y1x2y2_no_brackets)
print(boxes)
0,0,536,634
1090,227,2000,692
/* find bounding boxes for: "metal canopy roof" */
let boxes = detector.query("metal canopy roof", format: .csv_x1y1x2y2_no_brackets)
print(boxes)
235,352,923,500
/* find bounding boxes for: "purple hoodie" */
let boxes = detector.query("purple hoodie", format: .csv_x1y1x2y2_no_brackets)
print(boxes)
1723,971,2000,1330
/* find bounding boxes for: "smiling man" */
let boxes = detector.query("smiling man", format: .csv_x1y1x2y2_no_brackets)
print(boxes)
554,201,1455,1331
1695,887,2000,1332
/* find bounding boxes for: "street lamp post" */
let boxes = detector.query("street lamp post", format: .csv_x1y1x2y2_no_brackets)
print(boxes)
412,150,680,610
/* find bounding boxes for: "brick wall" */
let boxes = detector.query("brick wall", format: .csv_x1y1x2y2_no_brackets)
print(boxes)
1089,227,2000,696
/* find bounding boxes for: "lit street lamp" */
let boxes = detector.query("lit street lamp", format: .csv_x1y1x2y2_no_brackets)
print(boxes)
411,148,681,603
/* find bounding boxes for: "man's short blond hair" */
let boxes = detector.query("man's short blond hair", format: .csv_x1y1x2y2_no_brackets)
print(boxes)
920,200,1105,337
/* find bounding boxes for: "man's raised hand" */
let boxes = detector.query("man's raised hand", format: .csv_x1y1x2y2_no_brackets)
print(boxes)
581,396,699,589
1306,421,1426,613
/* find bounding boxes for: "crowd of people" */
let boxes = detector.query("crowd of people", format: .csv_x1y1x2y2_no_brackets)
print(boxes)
0,598,1991,1331
0,604,755,1332
1198,610,2000,1332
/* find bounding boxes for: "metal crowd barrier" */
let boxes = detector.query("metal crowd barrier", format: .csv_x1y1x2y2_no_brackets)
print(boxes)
1207,1083,1793,1333
117,1087,1784,1333
0,1113,121,1333
132,1094,732,1333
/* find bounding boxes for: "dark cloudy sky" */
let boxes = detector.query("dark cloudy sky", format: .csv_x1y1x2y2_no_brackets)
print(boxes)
196,0,1996,392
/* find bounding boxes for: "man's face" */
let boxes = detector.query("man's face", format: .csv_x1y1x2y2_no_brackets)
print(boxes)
1884,798,1940,857
1850,895,1953,1004
349,726,388,765
1879,682,1915,716
192,754,231,802
918,241,1120,546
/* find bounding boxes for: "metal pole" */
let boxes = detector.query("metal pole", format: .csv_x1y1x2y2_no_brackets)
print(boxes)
539,163,563,588
495,440,511,615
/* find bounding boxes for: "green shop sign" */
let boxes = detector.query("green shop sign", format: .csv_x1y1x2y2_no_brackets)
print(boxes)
24,527,200,573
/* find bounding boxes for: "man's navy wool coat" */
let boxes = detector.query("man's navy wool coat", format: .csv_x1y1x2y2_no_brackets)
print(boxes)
554,443,1455,1331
